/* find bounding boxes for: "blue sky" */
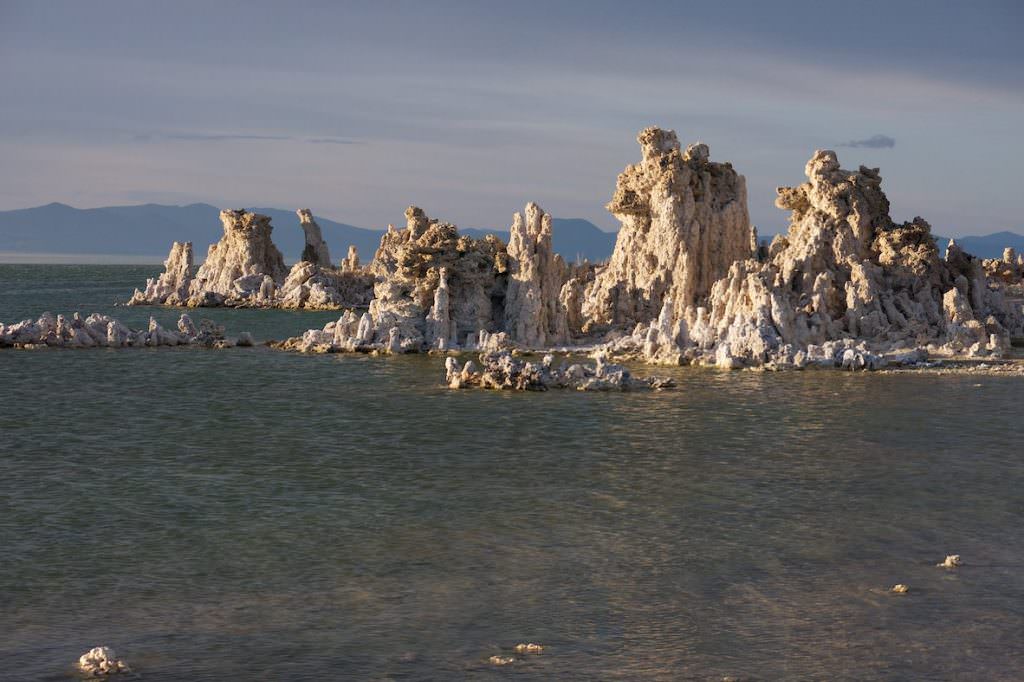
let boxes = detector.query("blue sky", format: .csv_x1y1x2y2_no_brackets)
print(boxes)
1,1,1021,234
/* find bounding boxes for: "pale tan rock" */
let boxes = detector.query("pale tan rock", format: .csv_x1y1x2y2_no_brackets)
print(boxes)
132,209,373,310
189,209,288,302
296,208,332,267
76,647,129,675
582,127,752,328
504,202,570,347
128,241,193,306
661,149,1024,368
514,643,544,654
341,244,361,272
891,584,909,594
366,206,508,349
938,554,961,568
0,311,252,348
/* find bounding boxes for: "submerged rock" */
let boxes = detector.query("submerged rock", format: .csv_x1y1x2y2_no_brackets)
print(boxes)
488,655,515,666
514,643,544,654
77,647,128,676
0,312,252,349
938,554,961,568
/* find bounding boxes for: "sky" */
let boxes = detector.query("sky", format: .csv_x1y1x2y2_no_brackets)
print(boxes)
1,1,1022,235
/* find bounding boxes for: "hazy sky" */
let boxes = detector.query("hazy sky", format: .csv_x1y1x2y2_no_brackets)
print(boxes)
1,1,1021,234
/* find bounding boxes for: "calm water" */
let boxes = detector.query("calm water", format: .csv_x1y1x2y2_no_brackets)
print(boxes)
1,265,1023,681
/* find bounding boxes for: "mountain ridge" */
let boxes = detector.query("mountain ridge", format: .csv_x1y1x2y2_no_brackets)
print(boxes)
1,202,1021,264
0,202,617,264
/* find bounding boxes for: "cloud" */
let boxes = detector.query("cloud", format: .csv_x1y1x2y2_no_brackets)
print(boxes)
132,131,292,142
840,134,896,149
306,137,361,145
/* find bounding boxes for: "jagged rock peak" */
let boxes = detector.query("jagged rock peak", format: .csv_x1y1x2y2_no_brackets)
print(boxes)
583,126,752,328
504,202,569,347
127,241,193,306
367,206,509,349
188,209,288,300
341,245,361,272
296,208,332,267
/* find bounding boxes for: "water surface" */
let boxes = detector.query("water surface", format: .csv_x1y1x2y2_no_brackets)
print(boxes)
1,265,1023,680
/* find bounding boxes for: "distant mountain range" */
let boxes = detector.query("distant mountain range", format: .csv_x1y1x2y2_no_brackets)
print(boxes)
0,202,1020,264
0,203,617,264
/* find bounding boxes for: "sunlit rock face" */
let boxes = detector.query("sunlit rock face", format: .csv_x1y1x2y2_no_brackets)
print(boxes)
504,203,570,348
671,149,1024,368
296,208,332,267
366,206,509,349
582,127,752,329
127,241,193,306
189,209,288,302
129,209,374,309
0,311,254,349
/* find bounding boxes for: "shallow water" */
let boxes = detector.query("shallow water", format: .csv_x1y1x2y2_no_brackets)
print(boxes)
1,265,1023,680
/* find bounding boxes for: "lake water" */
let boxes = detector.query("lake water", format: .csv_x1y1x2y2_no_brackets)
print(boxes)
1,265,1023,680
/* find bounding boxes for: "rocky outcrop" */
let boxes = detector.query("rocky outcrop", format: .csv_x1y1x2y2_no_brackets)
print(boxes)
582,127,752,328
189,209,288,303
77,647,129,676
983,247,1024,285
444,351,675,391
297,208,332,267
129,209,374,310
628,149,1024,368
504,203,570,347
127,241,194,306
0,312,254,349
366,206,509,350
340,245,361,272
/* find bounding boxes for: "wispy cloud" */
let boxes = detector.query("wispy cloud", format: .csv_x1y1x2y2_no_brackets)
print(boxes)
135,132,292,142
840,134,896,149
306,137,361,145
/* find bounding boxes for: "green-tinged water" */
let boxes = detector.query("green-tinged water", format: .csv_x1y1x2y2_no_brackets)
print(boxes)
1,265,1023,680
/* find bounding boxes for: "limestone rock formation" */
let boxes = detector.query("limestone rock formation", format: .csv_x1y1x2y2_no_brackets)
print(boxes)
444,350,675,391
504,203,570,347
128,209,374,310
77,647,129,676
366,206,509,350
128,241,194,306
582,127,752,328
340,245,361,272
189,209,288,302
635,149,1024,368
0,312,254,349
297,208,332,266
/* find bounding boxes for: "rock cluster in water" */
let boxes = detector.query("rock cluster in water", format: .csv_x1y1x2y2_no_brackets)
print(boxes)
77,647,129,676
129,209,374,310
610,146,1024,369
0,312,253,348
128,126,1024,372
444,351,674,391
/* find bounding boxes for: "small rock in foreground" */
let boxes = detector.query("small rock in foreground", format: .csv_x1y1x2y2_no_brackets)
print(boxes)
938,554,961,568
77,646,129,676
514,642,544,654
489,655,515,666
891,584,909,594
